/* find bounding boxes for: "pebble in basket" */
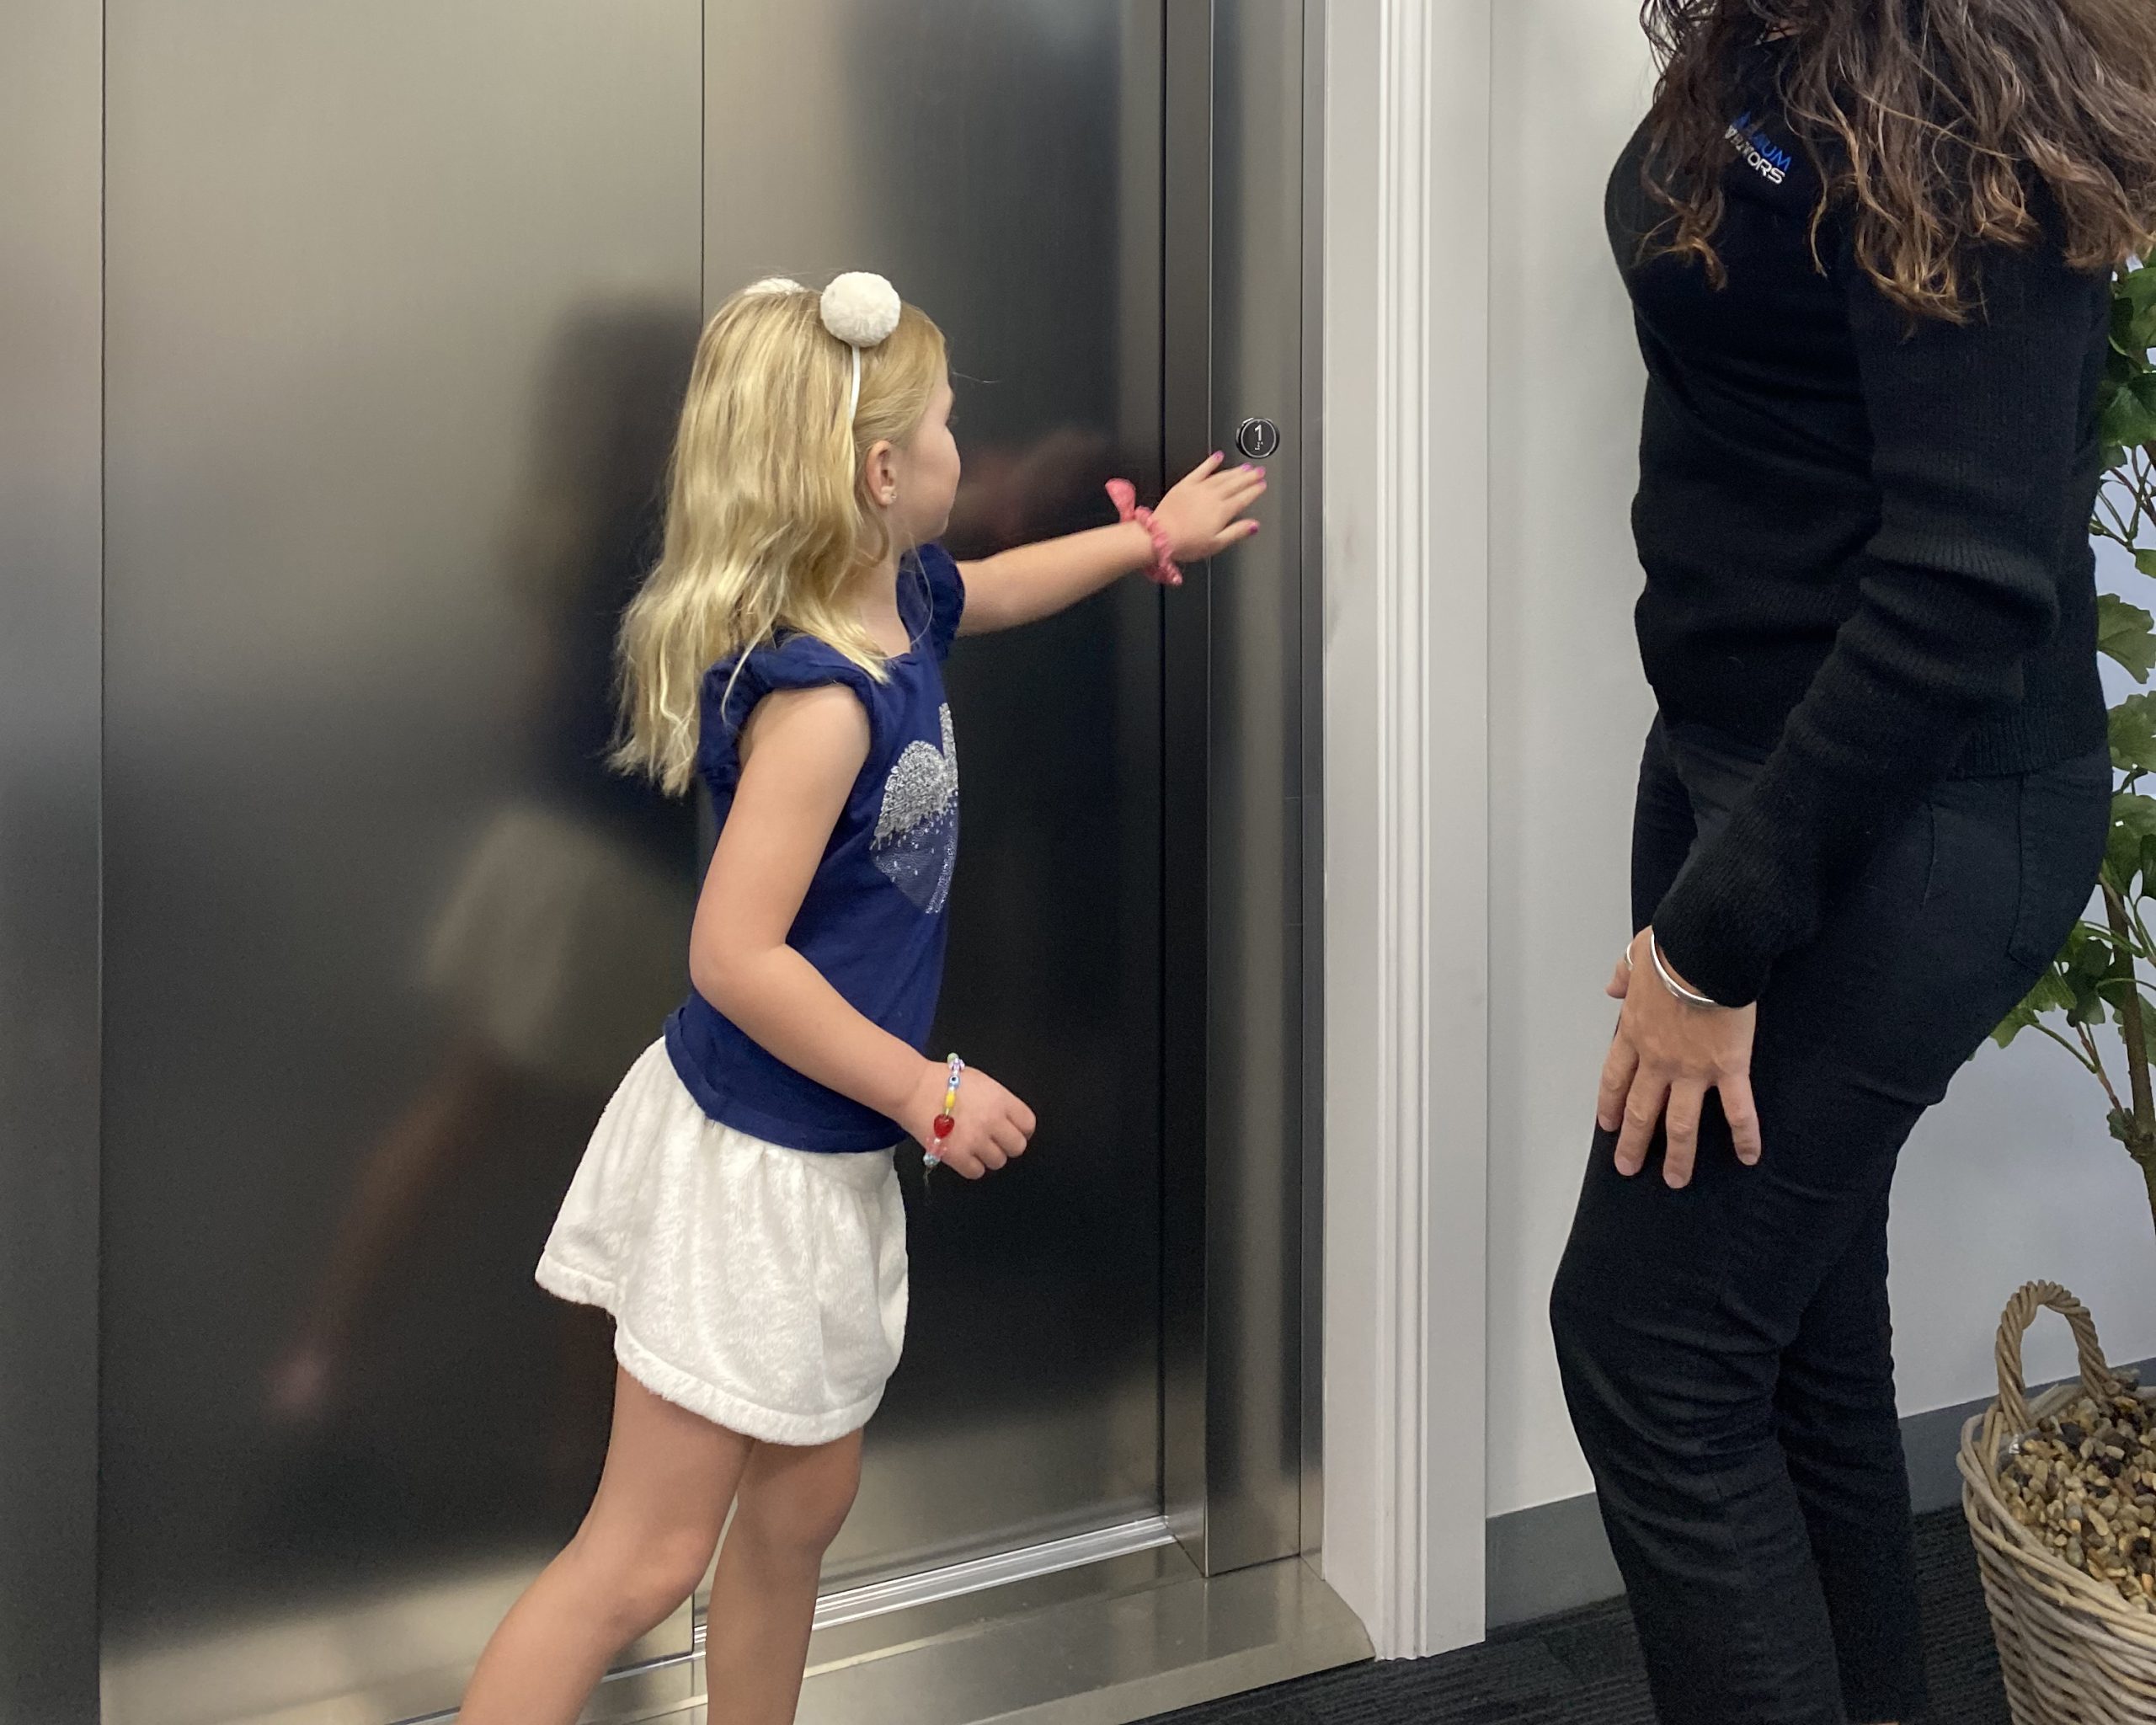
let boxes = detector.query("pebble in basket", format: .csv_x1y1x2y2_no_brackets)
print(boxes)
1960,1284,2156,1722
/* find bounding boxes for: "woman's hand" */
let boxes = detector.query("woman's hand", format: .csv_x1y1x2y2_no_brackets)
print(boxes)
1150,452,1267,562
1598,930,1763,1188
899,1059,1037,1181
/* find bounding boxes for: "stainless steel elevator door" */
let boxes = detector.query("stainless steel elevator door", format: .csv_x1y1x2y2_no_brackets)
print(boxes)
100,7,704,1722
704,3,1168,1588
102,3,1168,1721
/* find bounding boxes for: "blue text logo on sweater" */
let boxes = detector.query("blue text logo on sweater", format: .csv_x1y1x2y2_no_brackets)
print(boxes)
1726,112,1791,185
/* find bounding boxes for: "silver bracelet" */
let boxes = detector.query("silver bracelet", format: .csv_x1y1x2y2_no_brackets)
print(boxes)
1647,930,1722,1011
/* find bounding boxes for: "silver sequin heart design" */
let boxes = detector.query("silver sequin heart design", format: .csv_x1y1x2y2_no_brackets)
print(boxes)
872,705,958,914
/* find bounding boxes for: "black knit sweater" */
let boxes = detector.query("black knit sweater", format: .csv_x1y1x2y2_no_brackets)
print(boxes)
1606,59,2112,1007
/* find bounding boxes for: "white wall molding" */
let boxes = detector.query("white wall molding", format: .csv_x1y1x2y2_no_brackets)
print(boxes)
1321,0,1492,1660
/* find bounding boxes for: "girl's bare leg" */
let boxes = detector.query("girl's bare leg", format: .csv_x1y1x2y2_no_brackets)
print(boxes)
459,1368,752,1725
702,1430,864,1725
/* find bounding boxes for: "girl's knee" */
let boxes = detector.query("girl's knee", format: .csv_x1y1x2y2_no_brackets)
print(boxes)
734,1450,861,1562
568,1522,718,1639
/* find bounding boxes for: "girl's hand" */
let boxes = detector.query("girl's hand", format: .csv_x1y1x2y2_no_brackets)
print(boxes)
1151,452,1267,562
901,1060,1037,1181
1597,930,1763,1188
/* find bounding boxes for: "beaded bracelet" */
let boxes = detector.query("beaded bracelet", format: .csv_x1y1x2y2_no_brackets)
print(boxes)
923,1054,965,1170
1105,478,1183,588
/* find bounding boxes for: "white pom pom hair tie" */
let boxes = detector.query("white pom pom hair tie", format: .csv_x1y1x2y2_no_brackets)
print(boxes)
819,272,902,423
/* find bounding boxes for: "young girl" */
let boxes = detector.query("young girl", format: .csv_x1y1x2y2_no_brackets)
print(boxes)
457,271,1265,1725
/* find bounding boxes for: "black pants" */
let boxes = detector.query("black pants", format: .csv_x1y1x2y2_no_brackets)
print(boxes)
1550,717,2110,1725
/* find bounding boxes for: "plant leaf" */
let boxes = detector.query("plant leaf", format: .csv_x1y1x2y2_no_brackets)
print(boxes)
1995,969,2071,1045
2106,390,2156,452
2102,350,2156,446
2036,954,2086,1011
2113,692,2156,777
2114,291,2148,356
2121,264,2156,353
1993,1001,2033,1049
2099,593,2156,682
2047,923,2113,1023
2138,549,2156,580
2106,793,2156,895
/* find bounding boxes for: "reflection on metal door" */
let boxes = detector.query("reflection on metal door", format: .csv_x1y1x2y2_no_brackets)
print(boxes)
706,1,1167,1590
99,4,1181,1721
100,7,704,1721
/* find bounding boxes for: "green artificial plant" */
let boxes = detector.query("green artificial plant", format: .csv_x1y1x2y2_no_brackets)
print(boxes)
1994,257,2156,1223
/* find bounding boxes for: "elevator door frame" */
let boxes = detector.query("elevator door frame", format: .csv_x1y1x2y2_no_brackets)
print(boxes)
1160,0,1321,1583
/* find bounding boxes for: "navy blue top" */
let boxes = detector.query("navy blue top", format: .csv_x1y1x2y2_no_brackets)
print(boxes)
664,546,964,1151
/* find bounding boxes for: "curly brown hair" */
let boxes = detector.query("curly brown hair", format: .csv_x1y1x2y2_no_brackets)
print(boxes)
1640,0,2156,318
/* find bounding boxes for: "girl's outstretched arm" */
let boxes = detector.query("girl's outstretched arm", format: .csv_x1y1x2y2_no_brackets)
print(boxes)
690,685,1033,1177
958,453,1267,635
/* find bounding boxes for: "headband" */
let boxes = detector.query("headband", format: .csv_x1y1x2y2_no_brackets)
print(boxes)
819,272,902,422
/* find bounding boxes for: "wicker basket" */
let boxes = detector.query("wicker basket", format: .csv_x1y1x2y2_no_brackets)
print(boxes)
1958,1281,2156,1723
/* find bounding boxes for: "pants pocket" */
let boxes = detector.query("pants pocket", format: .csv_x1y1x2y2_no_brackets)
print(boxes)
2005,751,2112,972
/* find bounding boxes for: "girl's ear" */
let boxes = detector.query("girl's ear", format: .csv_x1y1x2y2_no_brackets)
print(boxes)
862,439,899,508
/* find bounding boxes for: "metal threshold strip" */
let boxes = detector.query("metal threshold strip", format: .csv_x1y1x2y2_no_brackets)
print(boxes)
398,1531,1370,1725
702,1550,1366,1725
760,1517,1178,1642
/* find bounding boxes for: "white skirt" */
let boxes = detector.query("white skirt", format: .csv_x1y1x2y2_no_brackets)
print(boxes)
536,1040,909,1446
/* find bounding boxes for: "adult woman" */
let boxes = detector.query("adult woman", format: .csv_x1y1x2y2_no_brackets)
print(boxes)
1550,3,2156,1722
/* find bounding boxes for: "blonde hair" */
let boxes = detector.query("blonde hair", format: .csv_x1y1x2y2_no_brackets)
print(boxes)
613,280,947,794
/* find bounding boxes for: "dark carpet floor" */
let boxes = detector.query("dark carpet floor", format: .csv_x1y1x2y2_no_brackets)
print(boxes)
1146,1509,2005,1725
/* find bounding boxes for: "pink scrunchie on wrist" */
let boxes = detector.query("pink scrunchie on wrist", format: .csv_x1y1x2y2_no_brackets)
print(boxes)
1105,478,1183,588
